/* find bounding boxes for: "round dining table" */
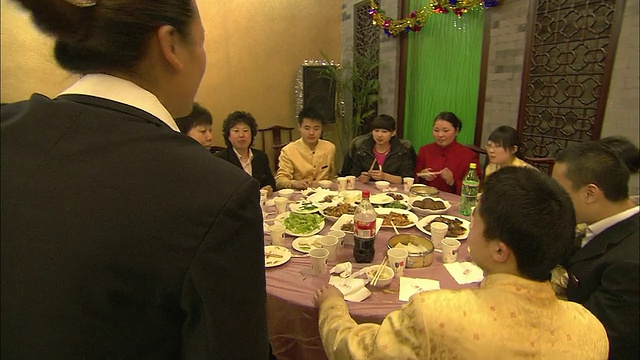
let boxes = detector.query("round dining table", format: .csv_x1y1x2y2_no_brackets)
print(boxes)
264,181,479,360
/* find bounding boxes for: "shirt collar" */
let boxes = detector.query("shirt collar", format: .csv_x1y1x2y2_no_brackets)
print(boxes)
233,147,254,161
582,206,639,247
58,73,179,132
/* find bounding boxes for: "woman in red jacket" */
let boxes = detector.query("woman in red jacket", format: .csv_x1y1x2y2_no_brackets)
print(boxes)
415,112,481,194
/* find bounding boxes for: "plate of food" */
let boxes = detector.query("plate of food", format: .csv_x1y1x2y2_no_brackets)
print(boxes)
384,192,409,202
288,201,321,214
417,215,471,240
276,212,325,236
306,190,341,205
374,208,419,229
373,200,411,211
291,235,323,253
320,202,358,221
409,196,452,216
409,184,440,197
330,214,383,234
265,245,292,268
369,193,394,205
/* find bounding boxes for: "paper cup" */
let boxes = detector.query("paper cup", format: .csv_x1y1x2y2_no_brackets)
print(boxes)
320,235,339,261
387,248,408,278
441,238,461,263
403,177,414,192
328,230,346,252
430,222,449,249
274,196,288,214
337,177,347,191
346,175,356,190
310,248,330,275
269,223,286,246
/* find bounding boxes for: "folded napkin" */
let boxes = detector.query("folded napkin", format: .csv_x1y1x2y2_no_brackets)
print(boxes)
443,262,484,285
399,277,440,301
330,262,353,278
329,276,370,302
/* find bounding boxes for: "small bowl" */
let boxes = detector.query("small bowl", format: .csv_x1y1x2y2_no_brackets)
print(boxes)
375,180,390,191
278,188,294,200
366,265,394,287
318,180,332,189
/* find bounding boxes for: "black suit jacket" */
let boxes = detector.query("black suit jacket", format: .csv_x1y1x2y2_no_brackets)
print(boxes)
214,147,275,189
1,94,269,359
565,213,639,360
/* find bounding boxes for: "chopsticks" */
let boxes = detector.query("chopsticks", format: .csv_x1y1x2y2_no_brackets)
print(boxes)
390,220,400,235
368,158,378,173
371,256,389,287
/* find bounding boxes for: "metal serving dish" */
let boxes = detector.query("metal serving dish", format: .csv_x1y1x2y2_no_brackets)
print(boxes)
387,234,434,268
409,184,440,197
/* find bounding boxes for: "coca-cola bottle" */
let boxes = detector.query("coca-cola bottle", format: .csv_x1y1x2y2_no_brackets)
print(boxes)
353,190,377,263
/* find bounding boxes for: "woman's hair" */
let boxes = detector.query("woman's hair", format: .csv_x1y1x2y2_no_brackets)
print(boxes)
488,126,526,159
222,111,258,148
599,136,640,173
433,112,462,132
13,0,195,73
370,114,396,132
175,103,212,133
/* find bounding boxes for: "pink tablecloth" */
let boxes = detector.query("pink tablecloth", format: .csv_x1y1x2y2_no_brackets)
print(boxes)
265,182,478,360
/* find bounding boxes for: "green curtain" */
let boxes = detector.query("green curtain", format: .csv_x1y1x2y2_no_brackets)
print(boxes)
404,3,484,149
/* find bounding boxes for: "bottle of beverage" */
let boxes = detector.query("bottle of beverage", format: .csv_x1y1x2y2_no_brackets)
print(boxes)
353,190,377,263
459,163,480,216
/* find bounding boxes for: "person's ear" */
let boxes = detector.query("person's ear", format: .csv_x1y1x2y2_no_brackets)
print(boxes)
510,145,518,155
156,25,183,71
492,241,511,263
391,130,397,137
584,184,601,204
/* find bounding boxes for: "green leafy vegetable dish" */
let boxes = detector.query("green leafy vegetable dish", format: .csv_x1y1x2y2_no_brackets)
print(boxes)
376,200,409,210
283,213,324,234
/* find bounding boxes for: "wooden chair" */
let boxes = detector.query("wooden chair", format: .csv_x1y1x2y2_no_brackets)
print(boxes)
258,126,294,152
273,142,289,172
524,156,556,176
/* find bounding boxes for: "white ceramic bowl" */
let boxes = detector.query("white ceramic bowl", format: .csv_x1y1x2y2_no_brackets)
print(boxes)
375,181,390,191
366,265,394,287
318,180,332,189
278,188,294,200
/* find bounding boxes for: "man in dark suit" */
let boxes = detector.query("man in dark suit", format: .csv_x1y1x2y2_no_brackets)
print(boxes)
553,141,639,360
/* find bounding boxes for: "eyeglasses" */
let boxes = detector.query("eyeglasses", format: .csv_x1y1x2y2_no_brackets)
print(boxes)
486,142,501,150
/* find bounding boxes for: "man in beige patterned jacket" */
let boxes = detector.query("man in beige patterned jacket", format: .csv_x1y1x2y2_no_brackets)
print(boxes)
315,167,608,359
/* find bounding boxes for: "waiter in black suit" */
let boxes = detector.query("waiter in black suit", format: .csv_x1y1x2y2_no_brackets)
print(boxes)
1,0,268,359
553,141,639,360
214,111,276,193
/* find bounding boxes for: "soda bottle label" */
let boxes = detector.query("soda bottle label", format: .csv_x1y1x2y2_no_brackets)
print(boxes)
354,219,375,238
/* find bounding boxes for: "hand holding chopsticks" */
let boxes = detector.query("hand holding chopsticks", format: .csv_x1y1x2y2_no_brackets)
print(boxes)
371,256,389,287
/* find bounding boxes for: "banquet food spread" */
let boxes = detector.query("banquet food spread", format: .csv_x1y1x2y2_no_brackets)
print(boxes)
387,193,404,201
341,221,355,232
413,198,446,210
377,212,412,227
423,216,467,237
323,203,357,218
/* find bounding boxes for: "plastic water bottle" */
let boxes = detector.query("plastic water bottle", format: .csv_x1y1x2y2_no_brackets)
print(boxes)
353,190,377,263
459,163,480,216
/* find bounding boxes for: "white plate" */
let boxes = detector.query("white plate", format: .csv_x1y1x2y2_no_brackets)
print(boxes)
409,196,452,216
374,208,419,229
373,200,412,211
306,190,341,204
265,245,292,268
288,201,321,214
291,235,324,253
330,214,383,234
275,212,326,236
416,215,471,240
369,193,394,205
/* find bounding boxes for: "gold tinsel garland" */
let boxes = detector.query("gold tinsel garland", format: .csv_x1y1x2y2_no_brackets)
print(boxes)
369,0,507,37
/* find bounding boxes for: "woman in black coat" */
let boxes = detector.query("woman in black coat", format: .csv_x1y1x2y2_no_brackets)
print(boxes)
215,111,276,193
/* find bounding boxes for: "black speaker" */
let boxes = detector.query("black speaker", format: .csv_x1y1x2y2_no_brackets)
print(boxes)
302,65,336,122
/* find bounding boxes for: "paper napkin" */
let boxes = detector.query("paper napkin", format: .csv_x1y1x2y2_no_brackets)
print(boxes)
330,262,353,278
329,276,371,302
443,262,484,284
399,277,440,301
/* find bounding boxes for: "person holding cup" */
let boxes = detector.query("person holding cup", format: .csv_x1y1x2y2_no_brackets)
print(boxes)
314,167,608,359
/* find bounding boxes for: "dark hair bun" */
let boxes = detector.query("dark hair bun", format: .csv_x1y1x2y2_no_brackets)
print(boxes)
13,0,93,42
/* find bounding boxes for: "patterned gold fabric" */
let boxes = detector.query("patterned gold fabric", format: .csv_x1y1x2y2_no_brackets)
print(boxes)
318,274,608,359
275,138,335,189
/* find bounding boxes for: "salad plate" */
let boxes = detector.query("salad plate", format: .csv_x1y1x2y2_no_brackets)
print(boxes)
265,245,292,268
276,212,325,236
291,235,324,253
288,201,321,214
